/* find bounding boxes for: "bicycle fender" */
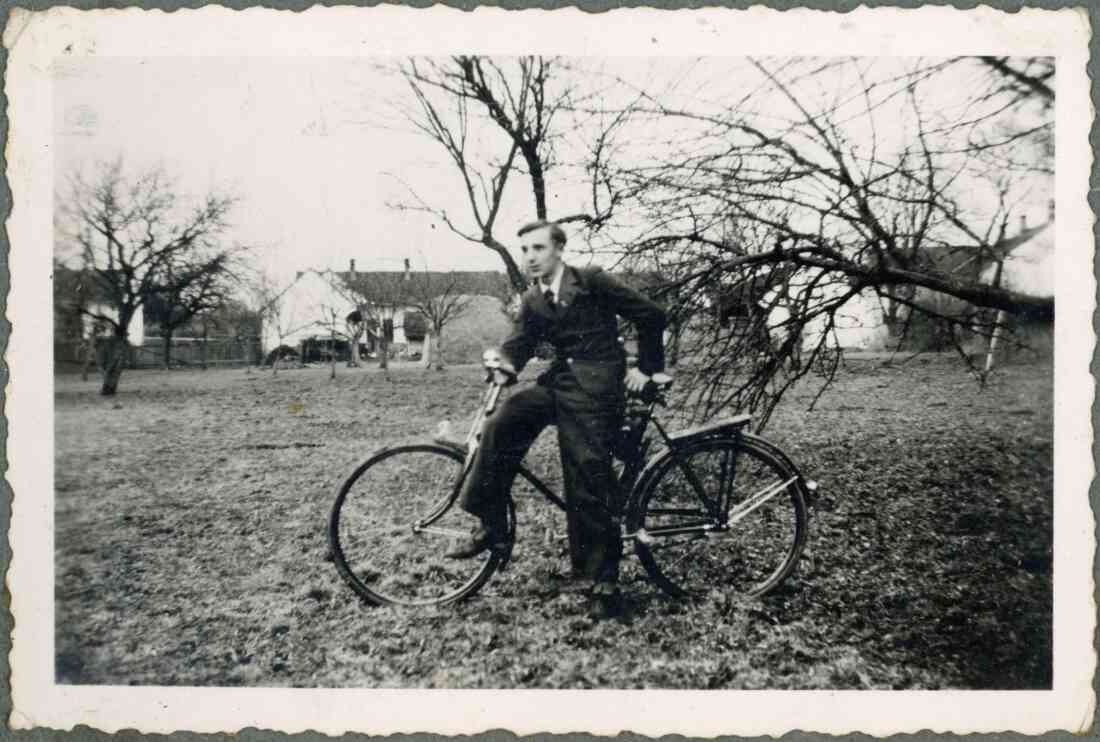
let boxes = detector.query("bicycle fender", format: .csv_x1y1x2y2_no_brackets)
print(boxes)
623,433,814,517
740,433,816,501
626,426,752,513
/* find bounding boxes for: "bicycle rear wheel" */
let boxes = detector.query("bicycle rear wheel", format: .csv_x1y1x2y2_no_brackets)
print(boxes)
628,435,808,599
328,443,505,606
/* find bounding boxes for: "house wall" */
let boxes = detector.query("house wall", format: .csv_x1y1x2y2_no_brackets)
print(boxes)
813,291,892,351
83,303,144,345
982,228,1054,297
765,287,893,353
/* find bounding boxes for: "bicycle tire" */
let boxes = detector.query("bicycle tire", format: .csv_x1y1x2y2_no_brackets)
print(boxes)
627,435,808,599
328,443,507,607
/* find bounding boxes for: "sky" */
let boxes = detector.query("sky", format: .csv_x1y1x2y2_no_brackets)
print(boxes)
53,56,1053,289
54,57,513,284
53,56,643,285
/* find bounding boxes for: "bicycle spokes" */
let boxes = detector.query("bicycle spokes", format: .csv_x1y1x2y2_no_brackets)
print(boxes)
727,475,798,526
631,438,807,597
331,446,499,606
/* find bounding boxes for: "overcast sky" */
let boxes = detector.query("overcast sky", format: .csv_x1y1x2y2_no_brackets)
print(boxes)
53,57,663,284
53,56,1052,287
54,57,494,284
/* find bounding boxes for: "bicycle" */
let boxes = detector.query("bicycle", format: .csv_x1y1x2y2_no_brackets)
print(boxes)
329,353,817,607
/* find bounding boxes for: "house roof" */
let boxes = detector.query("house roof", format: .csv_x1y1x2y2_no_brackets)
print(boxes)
334,269,512,300
918,212,1054,282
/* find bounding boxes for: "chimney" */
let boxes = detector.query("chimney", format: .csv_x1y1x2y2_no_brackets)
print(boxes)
403,257,411,280
1019,214,1028,233
349,258,356,276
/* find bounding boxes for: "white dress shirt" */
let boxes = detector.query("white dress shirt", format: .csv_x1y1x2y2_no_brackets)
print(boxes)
540,262,566,304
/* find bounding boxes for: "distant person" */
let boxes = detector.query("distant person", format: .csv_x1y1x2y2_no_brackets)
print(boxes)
445,219,668,620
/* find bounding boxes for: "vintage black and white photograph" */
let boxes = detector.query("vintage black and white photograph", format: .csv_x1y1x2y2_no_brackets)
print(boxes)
6,4,1094,736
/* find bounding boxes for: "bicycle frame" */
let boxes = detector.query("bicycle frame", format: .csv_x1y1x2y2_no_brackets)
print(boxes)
460,380,709,517
459,380,571,512
457,378,808,545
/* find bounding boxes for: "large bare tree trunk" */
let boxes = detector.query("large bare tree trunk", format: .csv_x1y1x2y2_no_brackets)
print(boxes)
432,325,446,370
349,329,361,367
486,239,528,292
420,334,432,369
379,336,389,372
100,335,128,396
80,336,95,382
329,324,337,380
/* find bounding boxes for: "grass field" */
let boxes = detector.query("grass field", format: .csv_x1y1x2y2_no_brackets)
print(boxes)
54,354,1053,688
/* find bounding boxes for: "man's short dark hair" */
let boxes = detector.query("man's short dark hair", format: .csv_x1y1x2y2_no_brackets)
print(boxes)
517,220,567,247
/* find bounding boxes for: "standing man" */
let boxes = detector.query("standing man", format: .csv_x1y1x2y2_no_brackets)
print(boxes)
445,219,668,619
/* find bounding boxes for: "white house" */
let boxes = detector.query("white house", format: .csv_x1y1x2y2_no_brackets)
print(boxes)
261,263,513,360
774,205,1055,354
83,302,145,346
981,217,1054,299
262,269,364,352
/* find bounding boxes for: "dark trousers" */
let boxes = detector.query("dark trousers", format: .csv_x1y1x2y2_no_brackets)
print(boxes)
459,370,624,583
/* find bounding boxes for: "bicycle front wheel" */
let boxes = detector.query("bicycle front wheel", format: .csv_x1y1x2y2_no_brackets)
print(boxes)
629,436,808,599
328,443,504,606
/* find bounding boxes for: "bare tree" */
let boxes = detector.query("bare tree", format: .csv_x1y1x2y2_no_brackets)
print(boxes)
388,56,618,292
403,266,472,371
318,305,348,380
345,310,365,368
975,56,1055,109
594,56,1054,426
325,267,410,377
218,298,264,371
58,157,239,395
145,251,242,368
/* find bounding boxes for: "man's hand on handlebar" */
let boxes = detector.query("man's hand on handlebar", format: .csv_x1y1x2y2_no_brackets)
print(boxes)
487,367,517,387
626,368,674,393
625,367,650,394
482,348,517,387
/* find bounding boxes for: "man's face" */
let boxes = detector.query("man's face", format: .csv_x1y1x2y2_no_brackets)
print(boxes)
519,225,564,282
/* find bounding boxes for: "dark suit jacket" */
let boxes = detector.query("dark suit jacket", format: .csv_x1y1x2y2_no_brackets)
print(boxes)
500,265,667,398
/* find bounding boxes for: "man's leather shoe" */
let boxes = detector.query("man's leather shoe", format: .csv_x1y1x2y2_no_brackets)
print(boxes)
444,525,506,560
588,583,624,620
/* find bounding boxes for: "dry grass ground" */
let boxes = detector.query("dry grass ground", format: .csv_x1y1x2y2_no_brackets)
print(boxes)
54,354,1052,688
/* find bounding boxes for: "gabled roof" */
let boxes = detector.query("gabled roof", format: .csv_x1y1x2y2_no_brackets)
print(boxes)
333,269,512,301
917,212,1054,282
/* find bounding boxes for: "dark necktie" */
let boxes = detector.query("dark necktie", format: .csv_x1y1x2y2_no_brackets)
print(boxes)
543,288,556,311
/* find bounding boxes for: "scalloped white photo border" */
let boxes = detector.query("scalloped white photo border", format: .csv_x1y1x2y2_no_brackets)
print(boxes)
4,4,1095,735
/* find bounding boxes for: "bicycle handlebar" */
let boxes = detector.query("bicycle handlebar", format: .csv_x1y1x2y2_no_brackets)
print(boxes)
630,374,673,404
481,348,671,402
